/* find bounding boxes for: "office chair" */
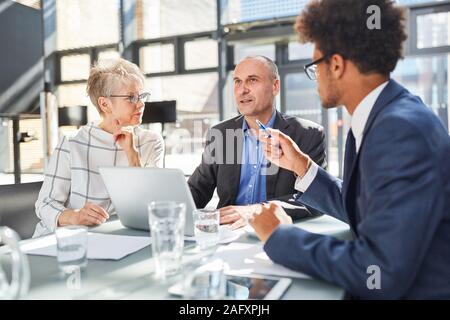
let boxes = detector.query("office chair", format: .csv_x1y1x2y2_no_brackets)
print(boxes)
0,181,43,240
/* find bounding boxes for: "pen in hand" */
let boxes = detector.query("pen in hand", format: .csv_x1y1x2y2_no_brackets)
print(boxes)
256,119,281,158
256,119,271,138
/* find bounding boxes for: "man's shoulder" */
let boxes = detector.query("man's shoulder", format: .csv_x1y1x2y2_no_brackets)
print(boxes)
280,113,324,132
378,91,445,138
366,90,449,159
211,112,324,132
211,115,244,132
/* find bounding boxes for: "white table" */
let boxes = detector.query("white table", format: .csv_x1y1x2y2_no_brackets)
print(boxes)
17,214,350,300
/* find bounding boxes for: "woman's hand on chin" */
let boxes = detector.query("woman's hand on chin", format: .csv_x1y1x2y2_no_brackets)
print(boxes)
113,119,136,153
112,119,142,167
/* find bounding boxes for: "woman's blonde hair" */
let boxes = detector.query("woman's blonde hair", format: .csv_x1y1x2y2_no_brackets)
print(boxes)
86,58,145,113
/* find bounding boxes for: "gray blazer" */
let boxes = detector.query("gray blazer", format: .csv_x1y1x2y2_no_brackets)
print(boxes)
188,110,327,219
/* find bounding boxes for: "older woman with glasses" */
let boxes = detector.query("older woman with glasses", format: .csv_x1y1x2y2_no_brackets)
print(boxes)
34,58,164,237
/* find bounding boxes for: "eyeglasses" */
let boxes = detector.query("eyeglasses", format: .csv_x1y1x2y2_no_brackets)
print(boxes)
109,92,151,104
303,55,329,81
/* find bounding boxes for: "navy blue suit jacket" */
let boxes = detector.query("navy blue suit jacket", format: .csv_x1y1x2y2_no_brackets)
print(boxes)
264,80,450,299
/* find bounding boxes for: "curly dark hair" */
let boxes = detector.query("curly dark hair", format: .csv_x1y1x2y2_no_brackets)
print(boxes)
295,0,407,75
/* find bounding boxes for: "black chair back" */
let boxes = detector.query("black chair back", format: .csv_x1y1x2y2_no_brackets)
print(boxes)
0,181,42,239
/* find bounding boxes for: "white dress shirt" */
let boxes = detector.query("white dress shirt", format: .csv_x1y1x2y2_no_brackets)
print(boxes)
34,122,164,237
295,81,389,193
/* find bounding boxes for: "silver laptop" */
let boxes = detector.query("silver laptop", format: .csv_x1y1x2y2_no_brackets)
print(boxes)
99,167,195,236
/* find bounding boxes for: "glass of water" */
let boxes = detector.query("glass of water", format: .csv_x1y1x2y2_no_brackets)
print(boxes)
55,225,88,274
193,208,220,250
148,201,186,279
182,258,226,299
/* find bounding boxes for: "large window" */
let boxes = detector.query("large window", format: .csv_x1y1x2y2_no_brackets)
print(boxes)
55,0,121,134
140,43,175,74
3,0,449,185
397,0,447,5
234,43,275,63
393,54,449,132
49,0,220,176
56,0,119,50
185,39,218,70
288,41,314,61
140,0,216,39
417,11,450,49
284,73,321,124
220,0,306,25
60,54,90,82
218,0,447,26
57,47,120,124
146,73,219,174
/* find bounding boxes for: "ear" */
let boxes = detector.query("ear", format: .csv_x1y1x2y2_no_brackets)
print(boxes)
97,97,111,114
272,78,280,96
329,54,346,80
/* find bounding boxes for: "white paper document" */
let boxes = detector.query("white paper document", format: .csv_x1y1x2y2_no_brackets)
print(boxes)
21,233,152,260
212,242,310,279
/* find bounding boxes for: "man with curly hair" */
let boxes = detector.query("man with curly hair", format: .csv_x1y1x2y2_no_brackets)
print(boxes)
250,0,450,299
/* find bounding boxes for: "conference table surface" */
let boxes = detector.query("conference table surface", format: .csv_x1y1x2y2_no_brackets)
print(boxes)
17,214,351,300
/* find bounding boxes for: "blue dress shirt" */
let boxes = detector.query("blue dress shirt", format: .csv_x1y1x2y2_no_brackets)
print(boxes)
235,110,276,205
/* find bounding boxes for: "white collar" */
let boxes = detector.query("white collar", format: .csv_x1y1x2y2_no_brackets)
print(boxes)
351,81,389,152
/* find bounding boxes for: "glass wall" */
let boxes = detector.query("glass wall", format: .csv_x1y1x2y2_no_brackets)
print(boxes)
137,0,219,175
220,0,306,25
56,0,119,51
56,0,121,127
140,43,175,74
417,11,450,49
397,0,447,5
146,73,219,174
2,0,449,184
185,39,218,70
393,54,449,132
140,0,216,39
218,0,447,25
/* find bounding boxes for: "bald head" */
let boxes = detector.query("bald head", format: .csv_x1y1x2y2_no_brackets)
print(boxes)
239,55,279,80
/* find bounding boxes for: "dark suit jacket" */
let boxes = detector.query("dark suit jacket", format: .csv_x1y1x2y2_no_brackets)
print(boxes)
264,80,450,299
188,110,327,219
